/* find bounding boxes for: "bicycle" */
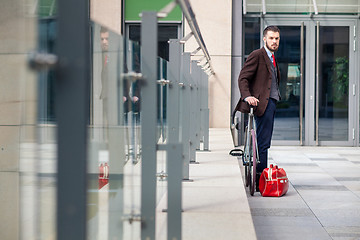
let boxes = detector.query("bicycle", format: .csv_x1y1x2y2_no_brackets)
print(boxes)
242,106,260,196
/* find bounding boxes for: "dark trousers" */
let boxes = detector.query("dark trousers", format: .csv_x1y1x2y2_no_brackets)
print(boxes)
255,98,277,174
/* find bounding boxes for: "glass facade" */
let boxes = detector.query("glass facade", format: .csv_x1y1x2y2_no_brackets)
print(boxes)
244,0,360,14
244,16,358,146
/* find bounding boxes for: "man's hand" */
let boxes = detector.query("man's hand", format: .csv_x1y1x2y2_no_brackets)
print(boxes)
245,96,259,106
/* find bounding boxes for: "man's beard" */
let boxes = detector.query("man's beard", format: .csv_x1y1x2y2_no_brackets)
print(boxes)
266,41,278,52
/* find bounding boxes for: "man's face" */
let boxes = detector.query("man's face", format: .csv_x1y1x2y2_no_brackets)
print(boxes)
100,32,109,52
263,31,280,52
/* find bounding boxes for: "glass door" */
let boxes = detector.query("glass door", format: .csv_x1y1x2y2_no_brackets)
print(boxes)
264,18,357,146
313,21,356,146
263,20,306,145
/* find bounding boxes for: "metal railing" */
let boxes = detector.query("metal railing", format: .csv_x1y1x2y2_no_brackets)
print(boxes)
139,1,211,239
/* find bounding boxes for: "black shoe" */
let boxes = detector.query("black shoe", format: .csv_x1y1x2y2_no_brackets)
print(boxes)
256,173,260,192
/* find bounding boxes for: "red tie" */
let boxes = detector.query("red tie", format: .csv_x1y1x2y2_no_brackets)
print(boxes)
272,54,276,68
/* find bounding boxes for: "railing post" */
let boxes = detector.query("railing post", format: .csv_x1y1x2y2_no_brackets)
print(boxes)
190,60,199,164
55,0,90,238
140,11,158,240
181,52,192,179
167,39,181,143
195,64,202,150
166,143,182,240
203,71,210,151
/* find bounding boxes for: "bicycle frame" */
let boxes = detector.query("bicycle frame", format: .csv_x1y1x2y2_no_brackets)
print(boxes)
243,107,259,165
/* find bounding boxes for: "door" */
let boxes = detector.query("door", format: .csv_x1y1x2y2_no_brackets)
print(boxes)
263,19,306,145
313,21,356,146
264,17,357,146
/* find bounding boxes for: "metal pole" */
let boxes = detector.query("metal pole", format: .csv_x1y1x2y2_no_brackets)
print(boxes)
167,40,181,143
316,21,320,146
181,52,192,179
140,11,158,240
190,60,199,163
202,72,210,151
166,143,182,240
300,22,304,145
55,0,90,238
195,65,201,150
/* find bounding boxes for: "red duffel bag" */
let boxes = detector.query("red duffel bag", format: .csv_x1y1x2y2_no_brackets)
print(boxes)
99,162,109,189
259,164,289,197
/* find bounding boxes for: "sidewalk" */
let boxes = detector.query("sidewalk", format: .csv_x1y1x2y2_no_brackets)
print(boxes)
182,129,256,240
250,145,360,240
156,128,256,239
178,128,360,240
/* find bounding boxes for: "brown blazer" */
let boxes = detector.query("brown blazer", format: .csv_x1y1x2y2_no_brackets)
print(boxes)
235,47,280,117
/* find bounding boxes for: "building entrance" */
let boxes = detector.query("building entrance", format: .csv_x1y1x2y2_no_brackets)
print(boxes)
264,17,358,146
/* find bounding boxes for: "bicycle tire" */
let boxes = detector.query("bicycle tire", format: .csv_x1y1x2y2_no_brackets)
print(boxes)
250,129,257,196
243,126,249,187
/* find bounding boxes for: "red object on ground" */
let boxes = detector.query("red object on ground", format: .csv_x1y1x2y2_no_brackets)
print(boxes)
99,162,109,189
259,164,289,197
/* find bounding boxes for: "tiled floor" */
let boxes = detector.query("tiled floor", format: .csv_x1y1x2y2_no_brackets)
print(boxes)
244,146,360,240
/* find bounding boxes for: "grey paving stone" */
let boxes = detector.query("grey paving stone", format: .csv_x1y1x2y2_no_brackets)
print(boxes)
288,172,340,186
313,208,360,227
251,208,313,217
297,190,360,204
325,226,360,238
293,185,349,191
252,216,332,240
311,157,348,161
335,177,360,181
277,162,318,166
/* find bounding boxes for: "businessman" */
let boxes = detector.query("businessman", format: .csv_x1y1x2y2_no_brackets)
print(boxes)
235,25,281,191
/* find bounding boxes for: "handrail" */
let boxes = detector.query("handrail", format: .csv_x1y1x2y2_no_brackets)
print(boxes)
175,0,215,75
154,0,215,75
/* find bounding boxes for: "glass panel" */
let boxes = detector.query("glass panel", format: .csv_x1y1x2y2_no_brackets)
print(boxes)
244,17,260,56
246,0,262,13
266,0,313,14
88,22,132,239
22,2,58,240
317,0,359,13
273,26,304,141
157,57,168,206
89,0,127,238
1,0,38,238
318,26,349,141
127,22,178,203
245,0,360,14
33,17,58,240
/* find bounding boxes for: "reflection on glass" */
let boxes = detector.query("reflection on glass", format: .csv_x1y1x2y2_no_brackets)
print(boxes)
88,23,130,239
12,0,58,239
318,26,349,141
273,26,304,141
244,17,260,56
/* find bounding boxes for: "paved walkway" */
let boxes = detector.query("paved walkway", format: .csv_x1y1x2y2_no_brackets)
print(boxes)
172,128,360,240
248,145,360,240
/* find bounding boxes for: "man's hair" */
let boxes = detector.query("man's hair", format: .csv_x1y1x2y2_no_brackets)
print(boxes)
263,25,280,37
100,26,108,34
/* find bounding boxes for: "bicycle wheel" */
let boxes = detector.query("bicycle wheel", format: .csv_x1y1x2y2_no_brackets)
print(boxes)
248,129,253,195
243,126,249,187
249,129,257,196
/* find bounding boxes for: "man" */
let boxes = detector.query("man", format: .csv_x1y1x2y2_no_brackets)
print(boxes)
100,26,109,101
235,26,281,190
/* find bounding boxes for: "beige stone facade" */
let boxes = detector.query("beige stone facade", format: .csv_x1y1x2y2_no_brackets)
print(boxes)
184,0,232,128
